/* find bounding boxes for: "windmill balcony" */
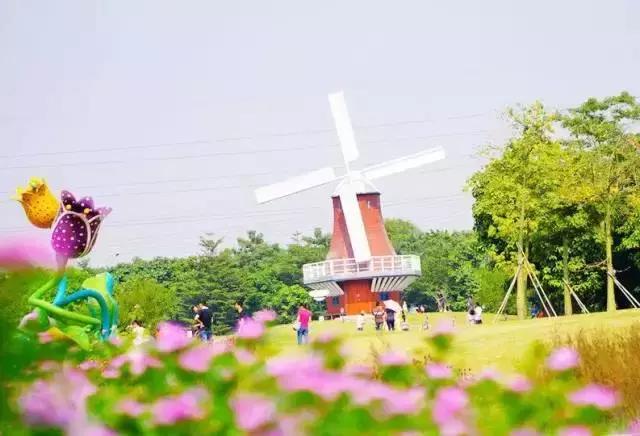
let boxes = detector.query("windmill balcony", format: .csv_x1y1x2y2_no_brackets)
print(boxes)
303,255,421,285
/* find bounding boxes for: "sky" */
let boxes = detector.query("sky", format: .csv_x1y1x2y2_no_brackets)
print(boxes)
1,0,639,267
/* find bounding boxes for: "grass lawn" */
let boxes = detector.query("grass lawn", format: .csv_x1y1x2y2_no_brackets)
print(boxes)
266,309,640,372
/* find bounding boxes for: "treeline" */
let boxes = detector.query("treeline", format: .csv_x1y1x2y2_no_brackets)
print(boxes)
468,92,640,318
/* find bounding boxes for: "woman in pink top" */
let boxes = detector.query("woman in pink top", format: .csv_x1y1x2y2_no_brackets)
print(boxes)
296,303,312,345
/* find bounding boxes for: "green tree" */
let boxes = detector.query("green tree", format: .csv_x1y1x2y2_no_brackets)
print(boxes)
116,277,178,331
561,92,640,311
467,102,562,318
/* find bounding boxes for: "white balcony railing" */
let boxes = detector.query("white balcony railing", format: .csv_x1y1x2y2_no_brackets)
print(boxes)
303,255,421,284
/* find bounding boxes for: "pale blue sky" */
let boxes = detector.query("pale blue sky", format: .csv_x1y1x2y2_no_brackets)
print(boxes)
1,0,639,266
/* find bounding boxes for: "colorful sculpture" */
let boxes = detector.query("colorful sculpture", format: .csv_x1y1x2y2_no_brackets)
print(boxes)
12,178,118,344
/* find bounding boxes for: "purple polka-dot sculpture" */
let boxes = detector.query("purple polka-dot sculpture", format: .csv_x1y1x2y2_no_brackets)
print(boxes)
51,190,111,267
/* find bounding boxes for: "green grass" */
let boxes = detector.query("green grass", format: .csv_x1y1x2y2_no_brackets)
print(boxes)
266,310,640,372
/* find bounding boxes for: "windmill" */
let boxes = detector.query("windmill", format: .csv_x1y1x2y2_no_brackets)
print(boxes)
255,92,445,315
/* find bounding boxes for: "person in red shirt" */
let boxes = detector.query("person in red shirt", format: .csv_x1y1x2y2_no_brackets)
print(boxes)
296,303,312,345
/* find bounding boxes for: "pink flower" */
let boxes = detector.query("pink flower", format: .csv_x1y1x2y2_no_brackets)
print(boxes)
236,317,265,339
102,368,120,379
382,387,424,415
116,399,146,417
0,237,55,270
266,355,324,377
156,322,191,352
107,350,161,376
432,320,456,336
78,361,98,371
39,360,59,372
19,368,96,429
38,331,54,344
426,363,452,379
569,384,619,409
477,367,501,382
314,331,338,344
69,422,117,436
379,351,410,366
546,347,579,371
505,375,532,393
109,336,123,347
558,425,591,436
231,394,275,431
432,387,468,426
511,428,540,436
234,349,256,365
151,388,208,426
179,342,229,372
345,363,374,378
253,310,277,323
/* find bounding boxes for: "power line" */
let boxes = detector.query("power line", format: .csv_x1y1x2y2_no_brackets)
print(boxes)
0,130,489,171
1,112,489,160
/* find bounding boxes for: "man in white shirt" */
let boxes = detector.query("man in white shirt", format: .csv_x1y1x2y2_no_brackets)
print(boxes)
473,304,483,325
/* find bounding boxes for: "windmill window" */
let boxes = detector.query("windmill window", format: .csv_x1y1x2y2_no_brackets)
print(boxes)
331,296,340,305
379,292,389,301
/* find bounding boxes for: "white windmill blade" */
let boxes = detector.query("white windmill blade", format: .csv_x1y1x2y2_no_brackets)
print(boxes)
328,91,359,164
337,183,371,262
361,146,446,181
255,167,337,203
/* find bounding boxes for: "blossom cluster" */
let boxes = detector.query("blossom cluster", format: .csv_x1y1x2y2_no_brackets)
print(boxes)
10,312,634,435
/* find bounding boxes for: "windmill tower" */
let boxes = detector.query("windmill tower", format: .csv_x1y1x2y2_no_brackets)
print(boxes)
255,92,445,315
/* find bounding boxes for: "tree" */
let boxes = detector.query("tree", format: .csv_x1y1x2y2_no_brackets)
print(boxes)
199,233,223,256
115,277,178,331
467,102,562,318
561,92,640,311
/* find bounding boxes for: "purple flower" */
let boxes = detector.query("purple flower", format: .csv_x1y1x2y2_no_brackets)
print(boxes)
151,388,208,426
569,384,619,409
156,322,191,352
426,363,452,379
546,347,579,371
68,422,117,436
266,355,324,377
78,361,99,371
379,351,410,366
231,394,275,431
253,310,277,323
477,367,501,382
344,363,374,378
179,342,229,372
432,387,468,426
116,398,146,417
102,368,120,379
19,368,96,429
107,351,161,376
505,375,532,393
558,425,592,436
50,191,111,261
234,349,256,365
236,317,265,339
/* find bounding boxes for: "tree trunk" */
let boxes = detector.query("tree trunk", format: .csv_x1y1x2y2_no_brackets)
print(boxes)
563,236,572,316
604,207,616,311
516,202,527,320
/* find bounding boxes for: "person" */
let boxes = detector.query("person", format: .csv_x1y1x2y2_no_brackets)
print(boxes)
192,305,204,338
473,303,483,325
356,311,365,331
400,310,409,331
467,296,474,312
373,303,385,331
467,307,475,324
131,320,147,346
419,305,425,313
402,300,408,314
422,312,430,330
385,307,396,331
339,307,345,322
234,300,251,329
296,303,312,345
530,304,539,318
197,302,213,340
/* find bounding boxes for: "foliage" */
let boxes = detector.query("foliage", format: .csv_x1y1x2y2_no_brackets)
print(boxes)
2,314,635,435
116,278,179,331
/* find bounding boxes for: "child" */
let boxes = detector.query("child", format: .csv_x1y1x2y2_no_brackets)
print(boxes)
400,310,409,331
467,307,475,324
356,311,365,331
422,312,430,330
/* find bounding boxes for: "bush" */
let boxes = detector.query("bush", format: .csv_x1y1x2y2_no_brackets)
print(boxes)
116,278,178,331
3,313,636,435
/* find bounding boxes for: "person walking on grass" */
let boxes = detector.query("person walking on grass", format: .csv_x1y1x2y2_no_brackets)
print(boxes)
197,302,213,340
373,303,385,331
400,310,409,331
356,310,365,331
473,302,483,325
296,303,312,345
385,306,396,331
